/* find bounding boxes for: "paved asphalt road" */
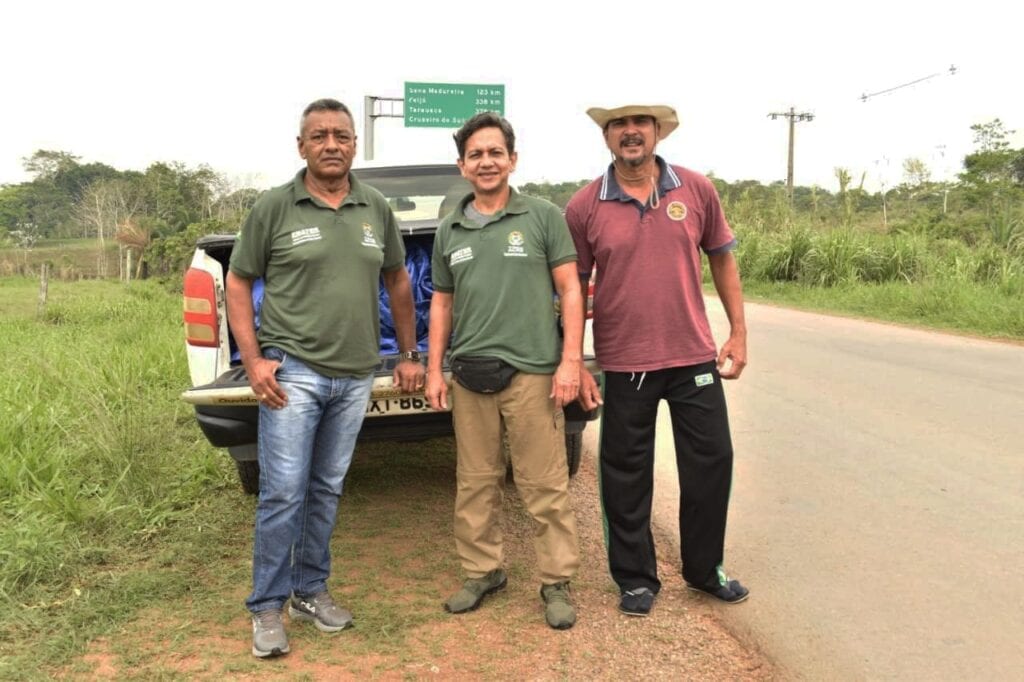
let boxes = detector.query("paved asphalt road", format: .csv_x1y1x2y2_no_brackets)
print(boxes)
585,302,1024,680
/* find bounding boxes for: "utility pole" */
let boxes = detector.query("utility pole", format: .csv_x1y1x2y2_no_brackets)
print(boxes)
768,107,814,202
363,95,404,161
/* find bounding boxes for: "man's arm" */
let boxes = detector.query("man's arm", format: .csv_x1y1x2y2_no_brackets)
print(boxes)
425,291,453,410
381,266,426,393
551,262,582,409
225,271,287,408
707,251,747,379
576,273,603,410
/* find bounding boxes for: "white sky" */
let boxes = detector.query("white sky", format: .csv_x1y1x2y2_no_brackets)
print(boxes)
2,0,1021,194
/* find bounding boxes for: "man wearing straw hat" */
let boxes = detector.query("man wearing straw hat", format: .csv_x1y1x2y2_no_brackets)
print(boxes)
566,104,749,617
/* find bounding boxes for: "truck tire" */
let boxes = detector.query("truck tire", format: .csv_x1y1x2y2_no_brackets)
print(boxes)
565,431,582,478
235,460,260,496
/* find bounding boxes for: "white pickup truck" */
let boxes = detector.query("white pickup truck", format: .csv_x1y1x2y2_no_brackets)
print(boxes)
179,164,600,493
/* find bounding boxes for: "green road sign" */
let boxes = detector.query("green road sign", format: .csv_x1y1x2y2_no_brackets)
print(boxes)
404,82,505,128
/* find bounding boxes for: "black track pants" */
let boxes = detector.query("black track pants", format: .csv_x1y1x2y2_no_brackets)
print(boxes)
599,362,734,593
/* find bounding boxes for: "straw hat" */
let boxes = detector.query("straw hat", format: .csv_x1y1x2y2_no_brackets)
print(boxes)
585,104,679,140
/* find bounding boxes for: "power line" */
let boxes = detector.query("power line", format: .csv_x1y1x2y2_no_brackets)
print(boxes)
860,64,957,102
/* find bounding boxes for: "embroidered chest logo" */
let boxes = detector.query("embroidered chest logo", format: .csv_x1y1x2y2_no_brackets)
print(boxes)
504,231,528,258
291,226,322,245
666,201,688,222
450,246,474,266
361,223,380,248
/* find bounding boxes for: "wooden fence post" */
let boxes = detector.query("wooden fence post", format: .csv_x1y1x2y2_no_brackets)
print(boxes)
37,262,49,319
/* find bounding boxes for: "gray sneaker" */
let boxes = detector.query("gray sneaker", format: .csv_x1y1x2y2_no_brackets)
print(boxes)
288,591,354,632
251,609,289,658
444,569,508,614
540,582,576,630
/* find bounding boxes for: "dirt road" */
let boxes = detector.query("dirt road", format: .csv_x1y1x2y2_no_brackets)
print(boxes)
646,301,1024,680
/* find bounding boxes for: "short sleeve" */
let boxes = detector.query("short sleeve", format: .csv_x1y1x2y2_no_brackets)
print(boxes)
564,193,594,276
430,222,454,293
380,202,406,271
229,202,269,279
698,179,736,254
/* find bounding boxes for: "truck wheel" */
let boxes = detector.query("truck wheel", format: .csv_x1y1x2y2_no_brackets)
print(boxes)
565,431,582,477
235,460,260,495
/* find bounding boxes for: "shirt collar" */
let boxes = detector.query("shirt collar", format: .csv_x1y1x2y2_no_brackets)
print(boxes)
599,155,682,202
291,168,369,207
450,187,529,230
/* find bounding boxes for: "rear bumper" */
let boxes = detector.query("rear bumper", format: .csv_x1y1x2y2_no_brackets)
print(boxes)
195,405,457,452
189,359,602,451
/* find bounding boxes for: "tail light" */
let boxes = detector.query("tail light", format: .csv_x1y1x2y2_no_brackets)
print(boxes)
183,268,219,347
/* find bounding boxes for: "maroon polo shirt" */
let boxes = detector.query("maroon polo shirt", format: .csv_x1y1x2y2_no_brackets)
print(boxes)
565,157,736,372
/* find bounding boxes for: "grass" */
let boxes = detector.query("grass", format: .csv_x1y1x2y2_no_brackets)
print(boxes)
0,239,120,279
0,277,239,679
728,224,1024,340
0,277,474,678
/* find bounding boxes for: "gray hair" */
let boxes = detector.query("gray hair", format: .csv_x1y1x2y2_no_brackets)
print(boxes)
299,98,353,136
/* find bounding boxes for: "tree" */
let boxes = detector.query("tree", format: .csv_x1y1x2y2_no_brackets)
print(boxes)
73,179,143,277
958,119,1024,247
902,158,932,190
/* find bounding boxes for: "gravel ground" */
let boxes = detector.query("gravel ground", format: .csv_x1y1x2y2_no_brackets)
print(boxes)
64,438,778,680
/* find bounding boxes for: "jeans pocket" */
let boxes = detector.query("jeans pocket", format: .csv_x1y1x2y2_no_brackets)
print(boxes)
262,346,288,369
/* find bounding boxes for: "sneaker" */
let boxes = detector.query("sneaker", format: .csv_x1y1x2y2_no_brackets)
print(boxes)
444,569,508,614
540,582,576,630
686,573,750,604
288,591,354,632
251,609,289,658
619,587,656,616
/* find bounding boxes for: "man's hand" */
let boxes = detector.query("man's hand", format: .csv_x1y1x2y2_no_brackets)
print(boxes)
578,368,603,410
247,357,287,409
550,358,581,409
393,358,426,393
425,369,448,410
717,333,748,380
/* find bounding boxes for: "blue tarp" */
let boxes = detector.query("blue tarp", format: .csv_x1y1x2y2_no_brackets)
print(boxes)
379,238,432,353
231,239,433,362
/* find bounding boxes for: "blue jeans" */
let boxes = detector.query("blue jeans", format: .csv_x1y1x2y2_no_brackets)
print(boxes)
246,348,373,614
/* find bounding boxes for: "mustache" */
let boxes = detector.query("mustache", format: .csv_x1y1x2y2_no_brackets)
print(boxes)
620,134,646,146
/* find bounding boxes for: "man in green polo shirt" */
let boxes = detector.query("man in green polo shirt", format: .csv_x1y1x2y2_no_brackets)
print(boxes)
227,98,424,658
424,112,585,630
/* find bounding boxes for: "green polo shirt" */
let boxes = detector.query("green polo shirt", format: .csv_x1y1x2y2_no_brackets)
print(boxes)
229,169,405,377
431,190,576,374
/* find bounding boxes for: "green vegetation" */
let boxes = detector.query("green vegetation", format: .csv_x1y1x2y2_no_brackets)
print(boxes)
0,278,468,679
0,279,239,678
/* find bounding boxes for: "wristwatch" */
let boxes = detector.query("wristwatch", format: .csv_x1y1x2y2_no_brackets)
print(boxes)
400,350,422,362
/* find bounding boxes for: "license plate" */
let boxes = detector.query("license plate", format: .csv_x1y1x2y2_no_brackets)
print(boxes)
365,395,433,417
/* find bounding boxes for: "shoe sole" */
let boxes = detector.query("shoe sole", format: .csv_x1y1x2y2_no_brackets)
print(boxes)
252,644,290,658
618,606,651,617
288,606,353,633
685,584,750,604
546,618,576,630
444,577,508,614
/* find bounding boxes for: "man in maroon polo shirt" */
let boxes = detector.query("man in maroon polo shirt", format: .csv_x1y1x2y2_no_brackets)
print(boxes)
565,104,749,617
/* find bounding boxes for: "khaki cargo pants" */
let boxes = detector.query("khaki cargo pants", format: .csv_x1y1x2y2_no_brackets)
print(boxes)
451,372,580,584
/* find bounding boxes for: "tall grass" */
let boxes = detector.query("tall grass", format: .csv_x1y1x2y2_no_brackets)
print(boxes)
0,278,239,677
733,221,1024,338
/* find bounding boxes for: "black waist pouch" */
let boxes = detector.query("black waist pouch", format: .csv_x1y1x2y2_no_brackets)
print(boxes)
451,356,518,394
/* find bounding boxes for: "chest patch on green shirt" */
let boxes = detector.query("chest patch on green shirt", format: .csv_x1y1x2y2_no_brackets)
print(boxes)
504,230,528,257
360,223,381,248
291,227,322,245
450,246,474,266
